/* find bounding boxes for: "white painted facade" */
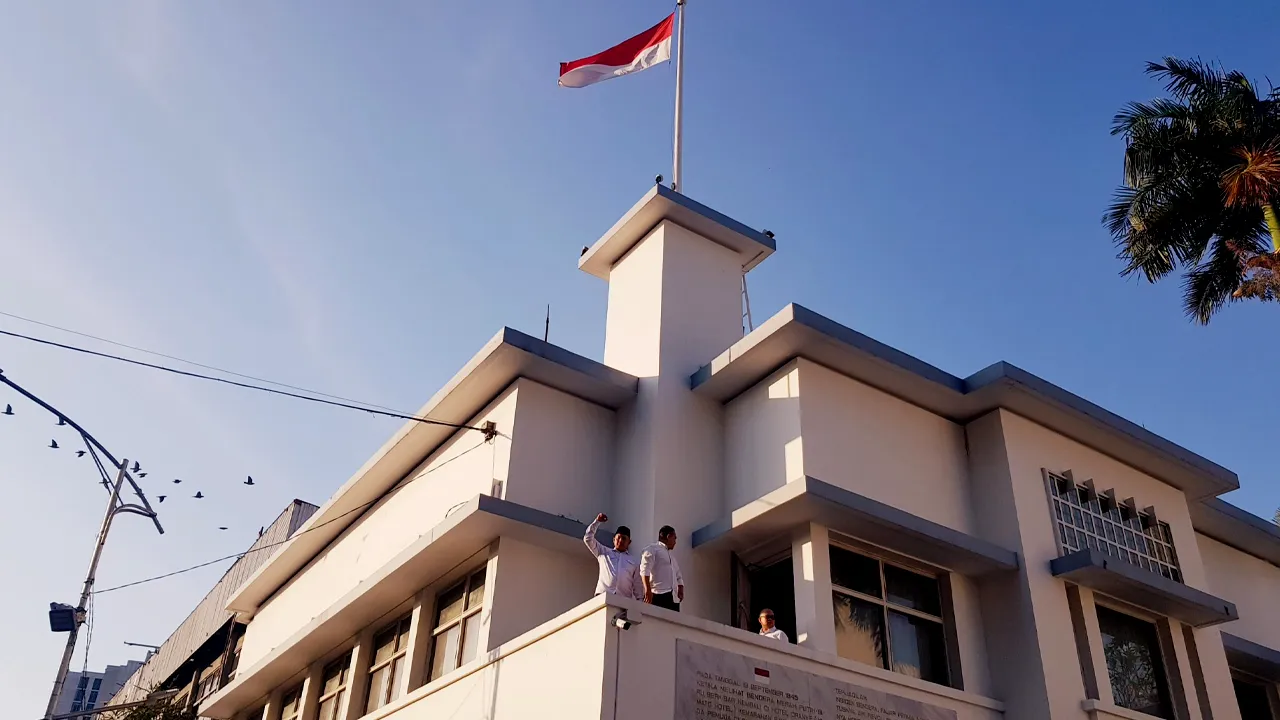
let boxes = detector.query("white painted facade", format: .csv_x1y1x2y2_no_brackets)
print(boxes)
200,187,1280,720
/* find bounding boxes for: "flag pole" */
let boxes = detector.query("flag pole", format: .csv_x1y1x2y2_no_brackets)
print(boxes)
672,0,686,193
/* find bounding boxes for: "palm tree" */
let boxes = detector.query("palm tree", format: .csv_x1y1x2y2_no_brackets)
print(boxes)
1106,57,1280,323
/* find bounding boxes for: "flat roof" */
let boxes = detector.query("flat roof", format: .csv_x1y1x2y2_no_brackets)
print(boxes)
691,304,1239,501
203,495,594,718
226,328,637,614
578,185,775,280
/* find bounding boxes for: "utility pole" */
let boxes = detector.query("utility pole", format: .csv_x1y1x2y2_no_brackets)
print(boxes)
44,461,129,719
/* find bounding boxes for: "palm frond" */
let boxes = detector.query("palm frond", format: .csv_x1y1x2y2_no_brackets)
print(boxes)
1181,237,1243,324
1147,57,1226,102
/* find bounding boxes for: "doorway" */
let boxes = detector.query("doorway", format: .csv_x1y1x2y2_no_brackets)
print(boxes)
732,554,796,643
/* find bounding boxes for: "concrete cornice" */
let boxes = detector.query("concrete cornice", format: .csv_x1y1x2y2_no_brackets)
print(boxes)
691,303,1238,501
224,328,637,615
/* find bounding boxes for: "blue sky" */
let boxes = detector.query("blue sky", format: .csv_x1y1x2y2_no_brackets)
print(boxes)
2,2,1277,714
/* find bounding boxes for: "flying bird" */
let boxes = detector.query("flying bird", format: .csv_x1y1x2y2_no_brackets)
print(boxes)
131,461,141,473
218,527,228,531
193,491,204,499
244,476,255,486
172,478,182,484
49,439,59,449
2,404,12,416
138,472,147,478
157,495,166,503
75,450,86,458
56,417,67,426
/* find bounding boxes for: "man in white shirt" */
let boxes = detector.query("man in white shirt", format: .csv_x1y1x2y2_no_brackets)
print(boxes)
758,609,788,642
583,512,642,600
640,525,684,612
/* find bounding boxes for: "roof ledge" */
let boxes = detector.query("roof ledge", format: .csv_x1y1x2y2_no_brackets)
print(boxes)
692,476,1018,576
578,185,775,280
1050,548,1237,627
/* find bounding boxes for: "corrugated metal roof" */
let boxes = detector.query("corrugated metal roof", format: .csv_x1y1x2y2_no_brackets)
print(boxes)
106,500,318,706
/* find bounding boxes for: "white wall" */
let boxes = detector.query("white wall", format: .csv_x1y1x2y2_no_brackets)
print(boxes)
239,388,519,669
724,362,804,510
1196,532,1280,651
376,603,609,720
485,537,599,650
612,598,1004,720
996,409,1240,720
798,360,974,534
505,380,615,525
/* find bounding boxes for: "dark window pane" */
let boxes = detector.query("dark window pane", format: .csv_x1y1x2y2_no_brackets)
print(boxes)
830,547,882,598
883,565,941,616
467,568,487,610
437,582,466,626
321,656,348,694
1097,606,1173,719
373,625,399,666
1232,677,1271,720
832,592,887,670
888,611,950,686
398,617,413,651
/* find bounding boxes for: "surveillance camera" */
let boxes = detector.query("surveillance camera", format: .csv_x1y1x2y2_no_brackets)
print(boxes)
612,610,640,631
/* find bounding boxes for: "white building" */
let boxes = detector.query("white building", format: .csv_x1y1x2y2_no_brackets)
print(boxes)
53,660,144,717
201,188,1280,720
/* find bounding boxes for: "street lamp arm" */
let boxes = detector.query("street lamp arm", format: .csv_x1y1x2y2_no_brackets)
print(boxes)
0,369,163,535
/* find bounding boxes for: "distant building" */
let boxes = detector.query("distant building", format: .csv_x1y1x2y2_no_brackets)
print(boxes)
52,660,144,717
103,499,317,714
189,188,1279,720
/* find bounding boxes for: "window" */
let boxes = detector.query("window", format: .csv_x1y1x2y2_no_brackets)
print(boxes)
92,678,102,690
1097,605,1173,718
279,684,303,720
429,567,487,681
87,690,99,707
70,703,82,713
316,654,351,720
196,666,221,701
1232,675,1275,719
829,546,950,687
1048,473,1181,582
366,615,413,714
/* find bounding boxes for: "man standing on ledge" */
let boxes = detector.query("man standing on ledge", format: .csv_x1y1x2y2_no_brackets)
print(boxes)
641,525,684,611
584,512,642,600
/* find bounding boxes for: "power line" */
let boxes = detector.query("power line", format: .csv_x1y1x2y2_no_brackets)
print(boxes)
0,309,404,414
92,438,494,595
0,328,495,438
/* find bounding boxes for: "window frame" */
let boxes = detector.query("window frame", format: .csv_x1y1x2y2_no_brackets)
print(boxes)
314,653,351,720
365,614,413,714
278,683,303,720
428,567,487,682
829,541,952,687
1094,601,1175,719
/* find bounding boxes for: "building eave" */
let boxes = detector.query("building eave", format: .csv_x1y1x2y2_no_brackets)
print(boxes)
1189,498,1280,569
225,328,637,615
690,304,1238,501
204,495,594,718
578,185,775,280
692,476,1018,576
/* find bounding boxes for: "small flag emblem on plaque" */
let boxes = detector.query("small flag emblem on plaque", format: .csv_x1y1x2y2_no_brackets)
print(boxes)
753,668,770,685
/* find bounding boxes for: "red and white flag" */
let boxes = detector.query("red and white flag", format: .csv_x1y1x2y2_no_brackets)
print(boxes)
559,14,674,89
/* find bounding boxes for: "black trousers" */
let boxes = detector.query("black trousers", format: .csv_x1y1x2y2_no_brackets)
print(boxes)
652,592,680,612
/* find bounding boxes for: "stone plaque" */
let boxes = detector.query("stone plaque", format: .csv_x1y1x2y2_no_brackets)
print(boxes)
675,639,957,720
